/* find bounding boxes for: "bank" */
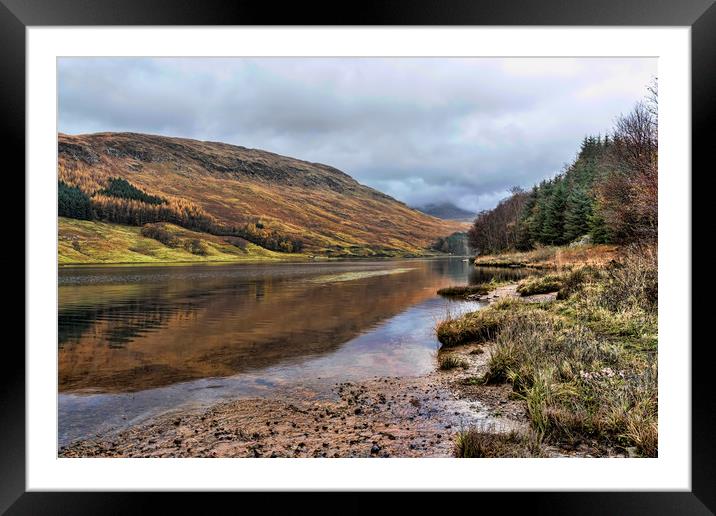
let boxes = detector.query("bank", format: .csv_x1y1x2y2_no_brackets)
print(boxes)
435,243,658,457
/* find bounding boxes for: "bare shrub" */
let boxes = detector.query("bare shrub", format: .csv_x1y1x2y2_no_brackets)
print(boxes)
600,243,657,312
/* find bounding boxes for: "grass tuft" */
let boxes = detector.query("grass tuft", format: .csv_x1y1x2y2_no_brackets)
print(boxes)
454,426,544,458
516,274,563,296
436,309,507,348
437,284,489,298
438,354,469,370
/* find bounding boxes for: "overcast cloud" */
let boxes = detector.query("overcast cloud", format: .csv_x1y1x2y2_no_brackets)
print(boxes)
58,57,656,212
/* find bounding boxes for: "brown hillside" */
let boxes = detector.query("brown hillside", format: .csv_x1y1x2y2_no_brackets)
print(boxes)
58,132,468,256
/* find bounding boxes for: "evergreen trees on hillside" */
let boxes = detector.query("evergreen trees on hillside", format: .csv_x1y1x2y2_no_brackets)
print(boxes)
468,88,657,254
58,174,304,253
58,181,92,220
99,177,166,205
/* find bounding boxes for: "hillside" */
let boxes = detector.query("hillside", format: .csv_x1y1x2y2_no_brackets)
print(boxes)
58,218,307,265
58,132,468,262
416,202,474,221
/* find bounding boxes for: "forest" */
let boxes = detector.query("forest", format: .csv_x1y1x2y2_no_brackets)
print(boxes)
468,84,657,254
58,174,304,253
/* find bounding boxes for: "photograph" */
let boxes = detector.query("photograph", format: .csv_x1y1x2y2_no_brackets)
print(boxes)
4,0,708,506
56,56,660,459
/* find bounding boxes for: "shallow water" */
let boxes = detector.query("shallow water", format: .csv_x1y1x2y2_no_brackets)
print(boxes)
58,258,528,446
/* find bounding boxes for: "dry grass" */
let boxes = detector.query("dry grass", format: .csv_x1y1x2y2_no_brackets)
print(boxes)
435,306,512,347
441,245,658,457
438,278,514,299
437,284,490,298
474,244,619,270
554,244,620,268
516,274,563,296
438,354,469,370
454,426,545,458
473,246,557,268
483,310,657,456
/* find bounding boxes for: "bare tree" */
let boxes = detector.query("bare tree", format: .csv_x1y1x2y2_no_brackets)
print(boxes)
596,98,658,242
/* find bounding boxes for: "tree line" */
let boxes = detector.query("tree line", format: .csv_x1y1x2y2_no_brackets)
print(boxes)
58,175,304,253
468,84,657,255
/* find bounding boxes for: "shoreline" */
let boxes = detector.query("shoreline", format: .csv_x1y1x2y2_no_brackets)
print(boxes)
59,243,656,458
58,253,467,268
58,282,567,458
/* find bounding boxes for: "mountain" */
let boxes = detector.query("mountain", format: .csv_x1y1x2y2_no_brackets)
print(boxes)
415,202,475,221
58,132,468,262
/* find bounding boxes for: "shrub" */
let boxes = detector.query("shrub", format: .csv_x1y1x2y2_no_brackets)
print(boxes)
556,266,600,300
599,244,657,313
141,224,180,247
184,238,209,256
438,354,469,370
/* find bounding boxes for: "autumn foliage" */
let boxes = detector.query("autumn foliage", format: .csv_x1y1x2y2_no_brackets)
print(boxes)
58,168,303,253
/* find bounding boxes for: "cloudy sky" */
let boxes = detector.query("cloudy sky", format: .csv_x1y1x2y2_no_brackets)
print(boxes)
58,57,655,212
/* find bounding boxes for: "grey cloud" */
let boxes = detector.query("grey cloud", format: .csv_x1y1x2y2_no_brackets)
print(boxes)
58,57,656,212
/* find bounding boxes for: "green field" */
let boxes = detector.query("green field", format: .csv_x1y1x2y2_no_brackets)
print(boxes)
58,218,309,265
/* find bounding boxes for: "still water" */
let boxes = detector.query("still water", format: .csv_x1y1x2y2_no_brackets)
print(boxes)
58,258,531,446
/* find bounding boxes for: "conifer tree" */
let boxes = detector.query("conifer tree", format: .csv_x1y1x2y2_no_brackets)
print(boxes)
58,181,92,220
563,187,592,242
588,201,612,244
540,179,567,245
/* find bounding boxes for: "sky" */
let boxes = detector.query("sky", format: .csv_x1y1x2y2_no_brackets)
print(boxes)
58,57,656,213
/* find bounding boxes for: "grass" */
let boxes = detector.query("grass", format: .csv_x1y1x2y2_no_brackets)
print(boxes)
517,266,604,297
59,218,308,265
435,304,513,347
516,274,563,296
473,246,558,268
440,244,658,457
454,426,544,457
437,278,511,299
473,244,619,269
438,354,469,370
437,284,489,298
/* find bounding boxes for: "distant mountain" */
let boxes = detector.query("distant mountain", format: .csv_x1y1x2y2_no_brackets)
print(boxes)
415,202,475,221
58,132,469,262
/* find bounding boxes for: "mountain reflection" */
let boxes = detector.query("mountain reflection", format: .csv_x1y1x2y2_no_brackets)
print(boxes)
59,259,485,393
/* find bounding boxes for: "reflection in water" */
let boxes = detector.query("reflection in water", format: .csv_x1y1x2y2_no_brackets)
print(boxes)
58,258,492,445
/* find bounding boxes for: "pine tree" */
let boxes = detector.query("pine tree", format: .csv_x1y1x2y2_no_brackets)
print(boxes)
540,179,567,245
58,181,92,220
515,189,537,250
531,181,551,244
563,187,592,242
588,201,612,244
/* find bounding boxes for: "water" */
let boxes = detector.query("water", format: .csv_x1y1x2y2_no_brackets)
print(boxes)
58,258,528,446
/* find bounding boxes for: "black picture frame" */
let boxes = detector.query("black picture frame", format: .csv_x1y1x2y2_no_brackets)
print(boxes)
3,0,711,513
